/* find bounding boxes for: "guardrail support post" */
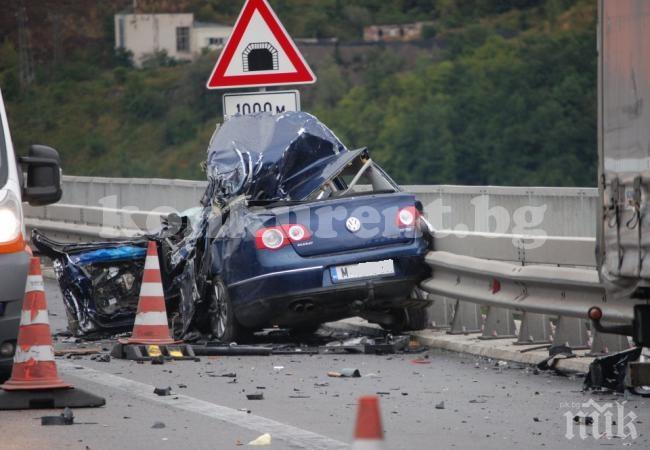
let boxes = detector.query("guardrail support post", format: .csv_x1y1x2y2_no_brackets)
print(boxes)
478,306,517,340
427,295,453,329
515,312,552,345
588,324,631,356
553,316,589,349
447,300,482,335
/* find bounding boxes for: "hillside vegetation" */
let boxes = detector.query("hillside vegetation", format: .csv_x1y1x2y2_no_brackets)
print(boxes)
0,0,596,186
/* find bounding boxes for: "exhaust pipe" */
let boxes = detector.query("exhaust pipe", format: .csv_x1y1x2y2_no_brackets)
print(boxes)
290,300,315,313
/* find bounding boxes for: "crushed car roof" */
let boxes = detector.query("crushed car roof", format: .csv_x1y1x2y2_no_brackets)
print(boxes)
207,111,360,201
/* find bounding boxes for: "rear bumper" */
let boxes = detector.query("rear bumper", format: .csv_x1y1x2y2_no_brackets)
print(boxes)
0,250,29,370
230,248,430,328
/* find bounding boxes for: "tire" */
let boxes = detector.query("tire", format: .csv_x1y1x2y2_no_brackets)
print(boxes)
380,307,429,332
380,309,407,334
208,277,243,343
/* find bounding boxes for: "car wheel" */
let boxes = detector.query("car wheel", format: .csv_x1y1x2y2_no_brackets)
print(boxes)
380,309,407,333
380,307,429,333
208,277,243,343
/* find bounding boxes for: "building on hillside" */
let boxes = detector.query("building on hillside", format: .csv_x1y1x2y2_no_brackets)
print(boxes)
363,22,432,42
114,13,232,66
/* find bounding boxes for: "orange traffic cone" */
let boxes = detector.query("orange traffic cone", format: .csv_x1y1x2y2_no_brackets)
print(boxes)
119,241,178,345
0,257,105,409
1,258,71,390
352,396,386,449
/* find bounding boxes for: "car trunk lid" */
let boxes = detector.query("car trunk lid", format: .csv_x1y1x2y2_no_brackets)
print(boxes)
274,193,418,257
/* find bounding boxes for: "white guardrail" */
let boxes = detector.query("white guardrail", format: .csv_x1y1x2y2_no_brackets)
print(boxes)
23,176,636,347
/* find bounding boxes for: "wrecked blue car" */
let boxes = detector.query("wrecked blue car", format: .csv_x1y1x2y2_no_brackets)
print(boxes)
32,234,149,336
35,112,432,341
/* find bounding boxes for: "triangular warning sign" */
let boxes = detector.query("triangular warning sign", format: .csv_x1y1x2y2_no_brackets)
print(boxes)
206,0,316,90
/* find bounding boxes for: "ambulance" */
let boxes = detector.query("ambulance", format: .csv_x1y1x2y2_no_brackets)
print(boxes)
0,89,62,379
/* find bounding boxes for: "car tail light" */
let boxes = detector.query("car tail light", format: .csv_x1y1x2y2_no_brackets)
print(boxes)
257,227,286,250
397,207,418,228
286,224,309,242
256,225,312,250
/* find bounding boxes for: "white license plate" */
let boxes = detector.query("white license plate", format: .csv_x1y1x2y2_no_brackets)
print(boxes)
331,260,395,283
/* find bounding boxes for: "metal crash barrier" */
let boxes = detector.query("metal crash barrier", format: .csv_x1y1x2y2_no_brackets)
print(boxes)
421,230,635,355
23,176,635,355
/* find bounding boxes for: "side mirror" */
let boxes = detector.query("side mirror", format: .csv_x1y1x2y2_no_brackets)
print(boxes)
19,145,62,206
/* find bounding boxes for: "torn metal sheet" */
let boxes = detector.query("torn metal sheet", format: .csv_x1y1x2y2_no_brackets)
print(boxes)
206,111,352,202
584,347,642,392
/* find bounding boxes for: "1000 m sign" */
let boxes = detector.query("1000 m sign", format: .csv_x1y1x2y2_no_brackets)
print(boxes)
235,102,284,115
222,91,300,120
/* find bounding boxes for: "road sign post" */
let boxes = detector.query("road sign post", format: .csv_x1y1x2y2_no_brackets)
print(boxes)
206,0,316,91
206,0,316,120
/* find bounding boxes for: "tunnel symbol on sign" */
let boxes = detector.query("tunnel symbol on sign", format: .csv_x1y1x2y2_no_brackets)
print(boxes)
242,42,279,72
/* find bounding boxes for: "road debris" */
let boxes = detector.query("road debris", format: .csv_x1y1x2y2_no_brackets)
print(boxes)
55,348,102,356
584,347,642,393
327,368,361,378
248,433,272,446
537,345,575,372
573,415,594,426
41,408,74,426
411,358,431,365
153,387,172,396
321,335,409,354
90,353,111,362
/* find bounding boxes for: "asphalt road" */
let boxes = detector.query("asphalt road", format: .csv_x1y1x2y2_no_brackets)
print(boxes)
0,281,648,450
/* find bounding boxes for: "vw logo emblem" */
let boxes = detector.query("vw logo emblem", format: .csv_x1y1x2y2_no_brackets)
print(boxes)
346,217,361,233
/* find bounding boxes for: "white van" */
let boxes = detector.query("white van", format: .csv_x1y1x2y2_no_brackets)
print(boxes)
0,89,62,378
